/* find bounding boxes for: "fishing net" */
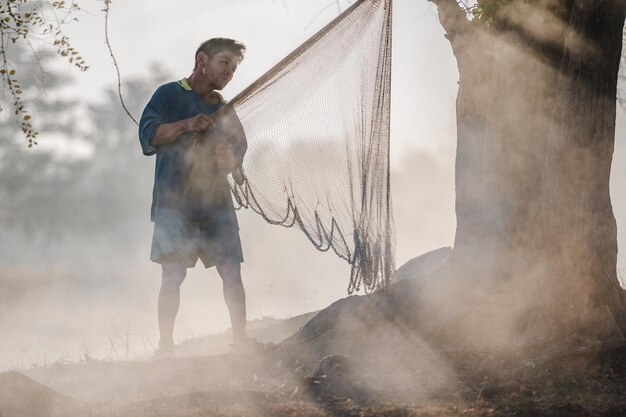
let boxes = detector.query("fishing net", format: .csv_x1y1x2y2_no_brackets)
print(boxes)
210,0,394,293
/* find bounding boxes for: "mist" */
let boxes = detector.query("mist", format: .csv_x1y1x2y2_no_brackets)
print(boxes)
0,127,458,371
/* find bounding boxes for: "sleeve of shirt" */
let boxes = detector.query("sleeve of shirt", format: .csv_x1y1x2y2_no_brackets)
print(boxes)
138,85,171,156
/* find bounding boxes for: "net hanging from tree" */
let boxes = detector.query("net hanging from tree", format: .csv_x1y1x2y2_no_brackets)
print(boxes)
209,0,394,293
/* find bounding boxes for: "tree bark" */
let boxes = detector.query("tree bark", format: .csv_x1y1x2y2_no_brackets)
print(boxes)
430,0,626,344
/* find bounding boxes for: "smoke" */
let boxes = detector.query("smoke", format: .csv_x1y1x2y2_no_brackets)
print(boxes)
0,111,460,372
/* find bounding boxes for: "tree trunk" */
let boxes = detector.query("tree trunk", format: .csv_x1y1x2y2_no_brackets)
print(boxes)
428,0,626,347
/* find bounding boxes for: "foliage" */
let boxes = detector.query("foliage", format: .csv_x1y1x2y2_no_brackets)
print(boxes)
466,1,495,23
457,0,514,25
0,0,87,146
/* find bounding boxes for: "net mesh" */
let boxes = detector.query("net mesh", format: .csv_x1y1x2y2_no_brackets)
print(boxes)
217,0,394,293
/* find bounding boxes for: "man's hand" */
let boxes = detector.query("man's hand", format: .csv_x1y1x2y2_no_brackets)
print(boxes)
184,114,216,132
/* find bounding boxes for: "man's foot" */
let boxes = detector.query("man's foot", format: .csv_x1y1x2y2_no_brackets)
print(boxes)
229,337,265,353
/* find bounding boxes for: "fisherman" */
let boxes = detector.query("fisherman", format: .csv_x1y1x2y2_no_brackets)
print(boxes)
139,38,251,356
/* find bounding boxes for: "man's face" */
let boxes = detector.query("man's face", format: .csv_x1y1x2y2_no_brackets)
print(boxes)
201,50,239,90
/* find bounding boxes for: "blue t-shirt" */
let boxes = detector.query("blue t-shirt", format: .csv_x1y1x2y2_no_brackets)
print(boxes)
139,80,235,222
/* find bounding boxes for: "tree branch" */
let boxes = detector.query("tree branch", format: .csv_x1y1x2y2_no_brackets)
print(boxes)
103,0,138,126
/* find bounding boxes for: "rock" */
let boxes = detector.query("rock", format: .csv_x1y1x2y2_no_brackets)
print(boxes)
393,247,451,282
0,371,85,417
306,355,369,403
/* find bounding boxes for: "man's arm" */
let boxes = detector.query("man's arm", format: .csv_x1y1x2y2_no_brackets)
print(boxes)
139,84,218,154
151,114,217,147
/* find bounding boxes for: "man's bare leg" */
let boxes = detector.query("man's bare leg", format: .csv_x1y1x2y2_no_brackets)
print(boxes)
216,261,247,344
158,263,187,352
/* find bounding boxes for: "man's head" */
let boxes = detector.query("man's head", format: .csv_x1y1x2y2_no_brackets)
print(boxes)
193,38,246,91
193,38,246,90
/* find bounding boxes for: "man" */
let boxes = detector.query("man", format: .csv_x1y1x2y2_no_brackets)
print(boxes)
139,38,250,356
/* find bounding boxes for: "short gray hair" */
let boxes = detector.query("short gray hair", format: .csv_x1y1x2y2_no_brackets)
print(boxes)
194,38,246,69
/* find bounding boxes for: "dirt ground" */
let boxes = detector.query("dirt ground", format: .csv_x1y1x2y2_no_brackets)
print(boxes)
1,313,626,417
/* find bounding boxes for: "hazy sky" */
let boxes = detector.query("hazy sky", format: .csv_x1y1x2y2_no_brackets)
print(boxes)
57,0,459,158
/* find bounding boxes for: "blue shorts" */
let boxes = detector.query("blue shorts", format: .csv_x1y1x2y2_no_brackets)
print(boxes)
150,210,244,268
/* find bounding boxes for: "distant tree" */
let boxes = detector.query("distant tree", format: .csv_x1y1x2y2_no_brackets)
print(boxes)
0,45,83,238
0,44,166,261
